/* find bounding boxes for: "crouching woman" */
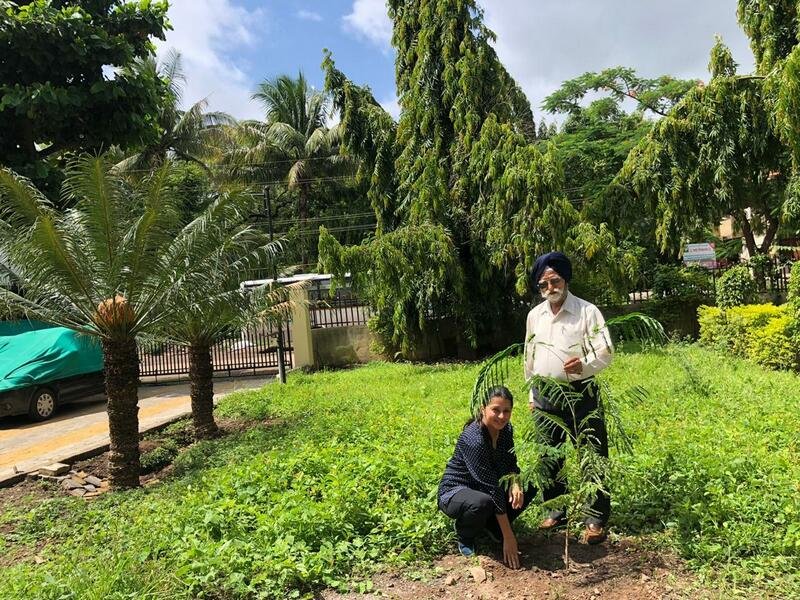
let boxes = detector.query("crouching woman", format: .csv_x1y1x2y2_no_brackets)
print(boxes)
437,386,534,569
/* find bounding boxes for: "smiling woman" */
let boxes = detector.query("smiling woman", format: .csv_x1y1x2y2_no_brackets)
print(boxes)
437,385,534,568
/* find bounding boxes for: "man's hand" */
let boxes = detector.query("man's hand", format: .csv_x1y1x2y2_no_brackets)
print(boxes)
508,483,524,510
563,357,583,375
503,534,521,569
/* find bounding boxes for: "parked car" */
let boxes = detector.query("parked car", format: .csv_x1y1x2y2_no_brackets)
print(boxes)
0,321,105,421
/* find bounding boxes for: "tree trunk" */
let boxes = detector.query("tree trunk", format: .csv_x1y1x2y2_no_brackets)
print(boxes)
18,117,37,161
738,210,758,257
101,337,141,489
759,215,780,254
189,344,218,439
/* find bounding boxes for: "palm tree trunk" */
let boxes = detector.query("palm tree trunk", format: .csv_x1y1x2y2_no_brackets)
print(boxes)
101,337,141,489
189,343,218,439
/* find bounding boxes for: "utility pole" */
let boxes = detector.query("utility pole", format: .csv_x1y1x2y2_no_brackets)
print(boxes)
264,186,287,384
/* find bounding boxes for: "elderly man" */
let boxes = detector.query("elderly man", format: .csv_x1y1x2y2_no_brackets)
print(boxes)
523,251,613,545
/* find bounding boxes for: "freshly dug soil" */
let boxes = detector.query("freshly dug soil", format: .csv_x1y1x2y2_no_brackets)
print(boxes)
321,533,709,600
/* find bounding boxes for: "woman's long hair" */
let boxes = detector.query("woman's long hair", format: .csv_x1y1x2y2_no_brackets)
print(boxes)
465,385,514,429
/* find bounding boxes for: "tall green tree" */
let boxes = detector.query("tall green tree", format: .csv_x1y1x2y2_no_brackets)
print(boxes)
158,248,297,440
744,1,800,218
617,36,794,257
543,66,697,118
320,1,636,355
0,0,170,197
0,156,262,488
543,69,696,266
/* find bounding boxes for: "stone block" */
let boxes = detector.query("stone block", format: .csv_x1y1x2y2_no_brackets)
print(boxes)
61,478,83,490
39,463,70,477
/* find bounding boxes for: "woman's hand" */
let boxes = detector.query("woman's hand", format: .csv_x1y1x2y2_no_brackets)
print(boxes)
503,533,520,569
508,482,524,510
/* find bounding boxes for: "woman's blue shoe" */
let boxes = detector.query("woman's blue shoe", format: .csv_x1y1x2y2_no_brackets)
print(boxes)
457,539,475,557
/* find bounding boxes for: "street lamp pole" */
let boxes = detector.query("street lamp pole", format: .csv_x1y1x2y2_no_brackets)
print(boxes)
264,186,287,384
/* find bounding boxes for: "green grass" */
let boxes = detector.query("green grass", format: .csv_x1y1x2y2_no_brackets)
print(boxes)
608,344,800,594
0,345,798,598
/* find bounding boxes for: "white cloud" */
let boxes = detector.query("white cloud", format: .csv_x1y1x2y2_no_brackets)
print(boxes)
343,0,392,49
296,9,323,22
379,94,401,120
481,0,754,117
156,0,266,120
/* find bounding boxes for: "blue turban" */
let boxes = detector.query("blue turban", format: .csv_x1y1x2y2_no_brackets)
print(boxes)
531,252,572,285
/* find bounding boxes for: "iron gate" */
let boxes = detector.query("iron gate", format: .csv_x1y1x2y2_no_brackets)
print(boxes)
138,321,293,381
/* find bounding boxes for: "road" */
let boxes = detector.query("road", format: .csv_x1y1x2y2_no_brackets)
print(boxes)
0,375,273,486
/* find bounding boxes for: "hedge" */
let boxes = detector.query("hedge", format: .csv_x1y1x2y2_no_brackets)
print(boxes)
698,303,800,371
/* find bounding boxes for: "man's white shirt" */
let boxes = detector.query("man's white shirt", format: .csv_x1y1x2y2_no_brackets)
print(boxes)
523,291,613,385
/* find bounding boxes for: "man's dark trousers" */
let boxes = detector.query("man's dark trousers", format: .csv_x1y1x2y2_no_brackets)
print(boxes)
533,378,610,526
439,487,534,542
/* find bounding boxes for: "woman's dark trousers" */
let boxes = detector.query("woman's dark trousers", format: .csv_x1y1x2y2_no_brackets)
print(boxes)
439,487,534,542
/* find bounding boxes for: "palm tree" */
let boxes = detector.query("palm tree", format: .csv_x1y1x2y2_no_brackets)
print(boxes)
116,50,235,172
221,72,353,265
157,243,304,439
0,156,264,488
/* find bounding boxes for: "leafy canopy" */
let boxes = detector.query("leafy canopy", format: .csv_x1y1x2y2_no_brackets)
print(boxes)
0,155,263,342
0,0,171,196
616,36,794,256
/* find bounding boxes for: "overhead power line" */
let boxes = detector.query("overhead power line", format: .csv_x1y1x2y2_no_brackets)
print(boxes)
271,223,376,238
255,212,375,228
120,155,359,174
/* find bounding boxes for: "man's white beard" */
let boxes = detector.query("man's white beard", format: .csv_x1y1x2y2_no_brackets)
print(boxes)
541,288,566,305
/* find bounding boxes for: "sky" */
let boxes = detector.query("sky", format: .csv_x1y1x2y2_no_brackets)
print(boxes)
155,0,755,122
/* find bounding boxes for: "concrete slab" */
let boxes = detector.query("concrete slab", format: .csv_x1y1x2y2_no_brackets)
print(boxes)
0,375,273,487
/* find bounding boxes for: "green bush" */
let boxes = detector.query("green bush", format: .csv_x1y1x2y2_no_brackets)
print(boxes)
716,265,757,308
697,305,726,347
698,303,799,370
748,314,800,371
652,264,712,302
788,261,800,309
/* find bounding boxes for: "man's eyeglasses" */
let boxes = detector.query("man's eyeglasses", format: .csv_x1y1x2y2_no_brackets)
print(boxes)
537,276,563,291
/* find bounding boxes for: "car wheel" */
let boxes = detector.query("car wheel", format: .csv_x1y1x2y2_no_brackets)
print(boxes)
28,387,57,421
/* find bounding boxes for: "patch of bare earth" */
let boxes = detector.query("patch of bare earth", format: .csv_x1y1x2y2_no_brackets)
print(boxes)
320,533,710,600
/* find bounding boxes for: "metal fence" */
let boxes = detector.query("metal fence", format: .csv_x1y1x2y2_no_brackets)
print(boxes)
138,322,293,382
308,280,372,328
625,257,794,305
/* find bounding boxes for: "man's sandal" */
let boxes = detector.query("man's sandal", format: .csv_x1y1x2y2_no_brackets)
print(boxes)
538,516,567,530
581,523,607,545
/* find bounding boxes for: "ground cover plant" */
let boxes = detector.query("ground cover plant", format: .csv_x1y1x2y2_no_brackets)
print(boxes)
0,345,798,598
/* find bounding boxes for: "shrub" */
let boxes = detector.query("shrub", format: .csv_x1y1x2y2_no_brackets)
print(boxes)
697,305,726,347
716,265,757,308
788,261,800,309
748,314,800,371
652,264,712,302
624,265,714,339
697,303,799,370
